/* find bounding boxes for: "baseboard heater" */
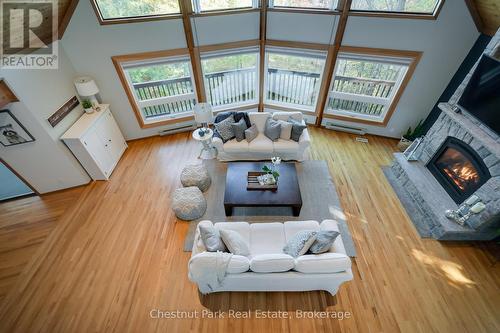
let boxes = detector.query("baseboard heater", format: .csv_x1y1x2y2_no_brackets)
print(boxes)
324,122,366,135
159,123,195,136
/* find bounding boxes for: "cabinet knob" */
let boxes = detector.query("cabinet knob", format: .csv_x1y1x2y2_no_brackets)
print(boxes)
105,144,108,147
109,139,112,142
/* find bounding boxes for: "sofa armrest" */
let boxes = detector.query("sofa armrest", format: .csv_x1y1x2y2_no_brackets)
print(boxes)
212,137,224,152
320,219,348,256
192,220,213,255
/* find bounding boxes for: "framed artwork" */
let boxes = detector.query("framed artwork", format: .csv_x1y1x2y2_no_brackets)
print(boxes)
0,110,35,147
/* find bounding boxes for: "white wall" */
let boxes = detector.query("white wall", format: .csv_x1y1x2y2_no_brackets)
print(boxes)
0,47,91,193
267,12,338,44
327,0,479,137
61,0,187,140
192,12,260,46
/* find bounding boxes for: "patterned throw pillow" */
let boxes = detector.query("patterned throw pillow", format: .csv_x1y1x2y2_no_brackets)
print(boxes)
283,230,317,258
214,115,236,142
264,118,281,142
288,117,307,142
278,120,293,140
308,230,340,254
231,118,248,142
245,123,258,143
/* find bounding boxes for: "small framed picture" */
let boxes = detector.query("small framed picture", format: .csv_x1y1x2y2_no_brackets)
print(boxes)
0,110,35,147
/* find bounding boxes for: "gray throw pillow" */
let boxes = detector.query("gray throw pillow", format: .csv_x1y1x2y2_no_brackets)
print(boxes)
245,123,258,143
231,118,248,142
214,114,235,142
283,230,317,258
219,229,250,256
278,120,293,140
264,118,281,142
199,225,227,252
288,117,307,142
308,230,340,254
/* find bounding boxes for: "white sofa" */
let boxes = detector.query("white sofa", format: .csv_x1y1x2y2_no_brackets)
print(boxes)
188,220,353,295
213,112,311,161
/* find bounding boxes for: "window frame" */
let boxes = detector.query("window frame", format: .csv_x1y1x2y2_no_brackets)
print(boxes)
191,0,259,15
268,0,340,12
112,49,199,128
323,46,422,126
348,0,445,20
90,0,182,25
200,45,261,112
263,45,328,114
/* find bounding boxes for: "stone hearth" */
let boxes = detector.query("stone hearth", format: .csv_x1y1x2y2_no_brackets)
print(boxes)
385,31,500,241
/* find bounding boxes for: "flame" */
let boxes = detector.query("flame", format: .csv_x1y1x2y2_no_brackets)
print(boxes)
443,164,479,190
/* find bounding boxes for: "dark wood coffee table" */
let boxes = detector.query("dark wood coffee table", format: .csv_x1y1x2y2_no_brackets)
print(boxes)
224,162,302,216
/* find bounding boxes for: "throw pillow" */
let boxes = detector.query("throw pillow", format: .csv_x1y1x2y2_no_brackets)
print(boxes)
245,123,258,143
288,117,307,142
219,229,250,256
214,115,235,142
213,111,234,124
283,230,317,258
278,120,293,140
234,112,252,128
231,118,248,142
308,230,340,254
264,118,281,142
199,225,227,252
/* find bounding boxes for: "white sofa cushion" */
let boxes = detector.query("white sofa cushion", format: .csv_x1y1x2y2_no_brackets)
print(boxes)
250,254,295,273
272,111,303,123
248,133,274,153
284,220,320,242
190,252,250,274
248,112,271,132
223,139,249,153
273,139,299,154
249,223,286,255
294,253,351,273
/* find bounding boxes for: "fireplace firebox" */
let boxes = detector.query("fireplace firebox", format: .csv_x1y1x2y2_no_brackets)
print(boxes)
427,137,491,204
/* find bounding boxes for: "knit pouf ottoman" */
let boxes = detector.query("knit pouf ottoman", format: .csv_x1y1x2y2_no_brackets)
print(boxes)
172,187,207,221
180,164,211,192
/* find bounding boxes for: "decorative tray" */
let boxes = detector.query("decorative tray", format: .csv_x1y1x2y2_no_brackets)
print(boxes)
247,172,278,191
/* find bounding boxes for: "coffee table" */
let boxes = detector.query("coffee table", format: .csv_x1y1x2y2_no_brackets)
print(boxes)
224,162,302,216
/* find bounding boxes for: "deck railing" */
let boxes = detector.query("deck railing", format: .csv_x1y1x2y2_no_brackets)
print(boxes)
132,70,397,119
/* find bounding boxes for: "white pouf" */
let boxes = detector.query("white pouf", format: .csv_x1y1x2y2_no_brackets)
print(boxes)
172,187,207,221
180,164,211,192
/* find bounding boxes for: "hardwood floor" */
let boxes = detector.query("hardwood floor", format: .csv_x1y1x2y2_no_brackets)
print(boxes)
0,128,498,333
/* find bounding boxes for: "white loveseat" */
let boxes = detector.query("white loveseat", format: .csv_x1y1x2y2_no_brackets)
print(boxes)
212,112,311,161
188,220,353,295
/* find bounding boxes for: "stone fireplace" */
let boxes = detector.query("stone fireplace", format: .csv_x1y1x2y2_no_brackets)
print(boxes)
385,31,500,241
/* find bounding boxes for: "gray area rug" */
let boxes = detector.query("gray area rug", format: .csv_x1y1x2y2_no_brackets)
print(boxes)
183,160,357,257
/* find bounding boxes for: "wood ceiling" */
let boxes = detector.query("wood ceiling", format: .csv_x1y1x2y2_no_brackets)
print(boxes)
467,0,500,36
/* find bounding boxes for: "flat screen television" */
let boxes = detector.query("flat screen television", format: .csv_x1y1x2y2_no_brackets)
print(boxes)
458,54,500,135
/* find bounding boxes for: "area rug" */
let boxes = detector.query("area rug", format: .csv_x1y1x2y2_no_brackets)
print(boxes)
183,160,357,257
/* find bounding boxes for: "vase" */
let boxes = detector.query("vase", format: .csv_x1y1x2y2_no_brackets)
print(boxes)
397,137,413,152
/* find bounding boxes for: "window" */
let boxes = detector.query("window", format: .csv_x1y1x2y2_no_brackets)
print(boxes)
324,50,419,124
264,47,326,112
92,0,180,22
201,47,260,110
119,55,198,125
269,0,339,10
350,0,441,14
192,0,258,13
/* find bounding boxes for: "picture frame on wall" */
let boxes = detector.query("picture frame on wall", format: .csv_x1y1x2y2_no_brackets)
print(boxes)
0,110,35,147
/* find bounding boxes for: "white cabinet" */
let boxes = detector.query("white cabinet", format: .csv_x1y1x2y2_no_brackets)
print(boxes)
62,105,127,180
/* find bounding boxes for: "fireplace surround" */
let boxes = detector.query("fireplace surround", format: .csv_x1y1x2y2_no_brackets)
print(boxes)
384,31,499,241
